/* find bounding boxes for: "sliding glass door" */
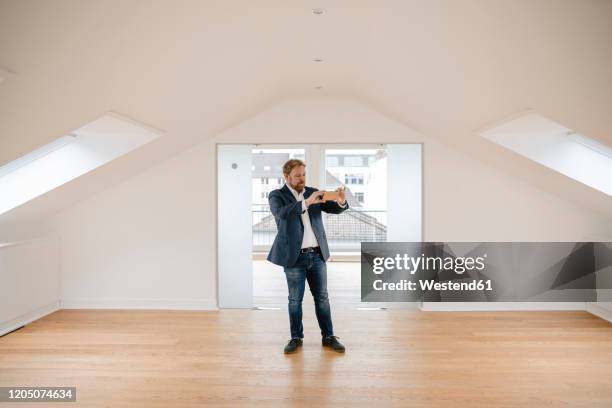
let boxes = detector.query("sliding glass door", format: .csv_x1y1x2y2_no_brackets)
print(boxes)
218,143,421,309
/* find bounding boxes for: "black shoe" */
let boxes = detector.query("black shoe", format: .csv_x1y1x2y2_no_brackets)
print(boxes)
284,338,303,354
322,335,345,353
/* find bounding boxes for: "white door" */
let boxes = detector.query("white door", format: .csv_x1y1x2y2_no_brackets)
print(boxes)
217,144,254,308
387,144,422,241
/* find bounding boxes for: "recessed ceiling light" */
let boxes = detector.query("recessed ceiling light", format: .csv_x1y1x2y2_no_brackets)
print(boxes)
0,67,14,84
314,58,323,63
313,8,324,15
315,86,323,90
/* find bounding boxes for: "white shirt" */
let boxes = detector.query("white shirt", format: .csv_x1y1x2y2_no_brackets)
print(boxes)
286,184,319,249
285,184,347,249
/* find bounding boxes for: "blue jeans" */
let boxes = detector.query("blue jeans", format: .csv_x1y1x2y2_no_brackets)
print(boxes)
283,251,334,339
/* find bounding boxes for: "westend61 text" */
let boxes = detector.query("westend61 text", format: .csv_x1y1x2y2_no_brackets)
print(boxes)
373,279,493,291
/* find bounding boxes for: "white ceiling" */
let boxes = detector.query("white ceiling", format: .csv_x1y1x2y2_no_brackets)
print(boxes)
0,0,611,220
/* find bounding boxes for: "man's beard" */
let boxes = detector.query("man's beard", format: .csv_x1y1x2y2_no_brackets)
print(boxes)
291,182,305,192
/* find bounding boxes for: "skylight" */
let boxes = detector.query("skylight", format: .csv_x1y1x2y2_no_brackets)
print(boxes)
480,112,612,196
0,113,162,215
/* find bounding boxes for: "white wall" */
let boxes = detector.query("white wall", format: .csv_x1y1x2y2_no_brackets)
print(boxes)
49,141,217,310
0,238,60,336
588,241,612,322
44,98,612,310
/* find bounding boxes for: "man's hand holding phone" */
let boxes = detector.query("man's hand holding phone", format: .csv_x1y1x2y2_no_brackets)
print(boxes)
305,191,326,207
305,187,347,208
322,187,346,204
335,186,346,205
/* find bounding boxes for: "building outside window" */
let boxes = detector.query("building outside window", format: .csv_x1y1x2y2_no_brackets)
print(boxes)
343,155,363,167
344,174,364,185
326,156,339,167
250,147,388,251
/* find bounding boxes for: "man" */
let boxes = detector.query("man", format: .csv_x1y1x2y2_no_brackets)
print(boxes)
267,159,348,354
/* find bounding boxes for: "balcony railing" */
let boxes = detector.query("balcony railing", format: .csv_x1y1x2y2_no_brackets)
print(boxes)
252,204,387,251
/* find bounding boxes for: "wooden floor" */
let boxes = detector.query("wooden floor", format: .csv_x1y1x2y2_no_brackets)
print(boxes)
1,309,611,407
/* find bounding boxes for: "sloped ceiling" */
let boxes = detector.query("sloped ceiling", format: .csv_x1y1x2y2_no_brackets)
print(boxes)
0,0,611,223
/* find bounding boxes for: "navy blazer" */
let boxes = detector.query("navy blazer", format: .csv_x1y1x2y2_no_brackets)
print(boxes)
267,184,349,268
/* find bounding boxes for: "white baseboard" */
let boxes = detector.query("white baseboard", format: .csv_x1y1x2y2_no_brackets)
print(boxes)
60,298,218,310
420,302,586,312
586,303,612,323
0,300,60,337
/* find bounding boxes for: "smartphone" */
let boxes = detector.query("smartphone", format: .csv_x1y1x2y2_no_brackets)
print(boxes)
321,191,340,201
